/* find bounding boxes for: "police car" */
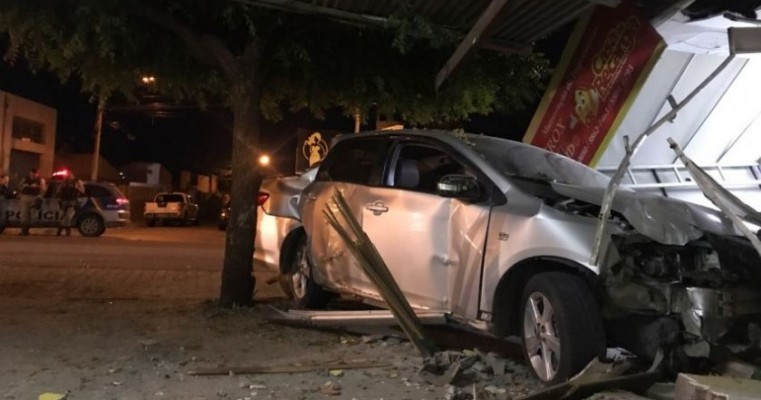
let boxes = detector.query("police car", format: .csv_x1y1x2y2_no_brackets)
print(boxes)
0,169,131,236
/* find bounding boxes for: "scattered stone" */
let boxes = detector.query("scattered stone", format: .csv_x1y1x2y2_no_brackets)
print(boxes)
716,360,761,380
329,369,344,377
320,381,342,396
645,382,674,400
361,334,384,344
383,337,402,346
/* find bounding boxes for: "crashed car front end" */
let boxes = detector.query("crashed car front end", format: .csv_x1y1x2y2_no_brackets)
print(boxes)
602,229,761,364
551,183,761,366
470,135,761,371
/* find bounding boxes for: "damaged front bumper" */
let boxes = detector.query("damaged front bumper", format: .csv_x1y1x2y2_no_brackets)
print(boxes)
675,287,761,355
606,281,761,362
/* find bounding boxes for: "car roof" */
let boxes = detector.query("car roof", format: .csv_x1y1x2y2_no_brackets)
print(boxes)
330,129,505,153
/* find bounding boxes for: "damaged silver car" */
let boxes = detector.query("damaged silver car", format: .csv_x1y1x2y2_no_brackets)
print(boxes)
262,129,761,385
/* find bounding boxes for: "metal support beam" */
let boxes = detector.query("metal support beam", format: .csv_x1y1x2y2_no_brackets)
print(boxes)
435,0,511,91
232,0,388,27
479,40,533,55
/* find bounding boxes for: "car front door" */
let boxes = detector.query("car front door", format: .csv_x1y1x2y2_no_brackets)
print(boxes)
356,141,492,316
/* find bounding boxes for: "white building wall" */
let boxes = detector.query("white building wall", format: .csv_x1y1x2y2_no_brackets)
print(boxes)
0,91,57,182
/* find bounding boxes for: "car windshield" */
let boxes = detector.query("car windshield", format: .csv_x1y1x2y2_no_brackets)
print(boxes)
157,194,184,202
467,135,611,187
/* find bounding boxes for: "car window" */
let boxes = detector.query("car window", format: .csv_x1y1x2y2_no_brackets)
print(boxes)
157,194,184,203
388,144,470,194
85,184,113,198
317,138,389,185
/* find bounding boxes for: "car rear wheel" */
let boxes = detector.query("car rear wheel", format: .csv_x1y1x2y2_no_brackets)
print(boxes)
77,214,106,237
520,272,605,385
286,235,330,309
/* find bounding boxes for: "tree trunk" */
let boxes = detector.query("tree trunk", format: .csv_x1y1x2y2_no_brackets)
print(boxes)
219,79,263,307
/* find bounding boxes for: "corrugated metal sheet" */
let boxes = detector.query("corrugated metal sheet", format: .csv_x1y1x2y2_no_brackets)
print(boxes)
299,0,592,44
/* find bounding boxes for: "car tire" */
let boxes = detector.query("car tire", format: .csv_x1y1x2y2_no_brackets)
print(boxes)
286,235,330,309
77,214,106,237
520,272,605,385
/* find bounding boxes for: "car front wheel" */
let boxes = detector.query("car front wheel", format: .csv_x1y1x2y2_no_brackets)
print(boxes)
520,272,605,385
286,235,330,309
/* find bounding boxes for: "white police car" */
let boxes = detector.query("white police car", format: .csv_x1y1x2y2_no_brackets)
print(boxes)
0,171,130,236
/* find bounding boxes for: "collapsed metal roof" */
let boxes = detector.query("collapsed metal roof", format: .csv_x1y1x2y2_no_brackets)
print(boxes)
239,0,618,88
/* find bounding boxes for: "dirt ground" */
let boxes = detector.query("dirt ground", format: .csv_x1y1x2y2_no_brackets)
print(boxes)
0,226,542,400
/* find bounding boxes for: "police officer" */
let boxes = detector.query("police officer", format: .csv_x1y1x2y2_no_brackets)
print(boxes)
19,168,47,236
55,172,85,236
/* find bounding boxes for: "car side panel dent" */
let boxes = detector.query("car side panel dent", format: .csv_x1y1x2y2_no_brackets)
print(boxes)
254,207,302,273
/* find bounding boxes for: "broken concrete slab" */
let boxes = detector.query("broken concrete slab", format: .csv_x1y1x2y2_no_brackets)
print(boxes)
675,373,761,400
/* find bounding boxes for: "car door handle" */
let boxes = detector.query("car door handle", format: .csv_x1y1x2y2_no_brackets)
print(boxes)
365,201,389,216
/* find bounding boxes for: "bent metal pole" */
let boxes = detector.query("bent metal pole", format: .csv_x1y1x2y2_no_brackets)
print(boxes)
590,53,736,267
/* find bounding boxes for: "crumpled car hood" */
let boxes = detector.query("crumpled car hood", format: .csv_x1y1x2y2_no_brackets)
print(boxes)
550,183,746,245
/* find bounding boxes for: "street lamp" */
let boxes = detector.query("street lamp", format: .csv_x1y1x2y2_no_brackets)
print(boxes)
258,154,271,167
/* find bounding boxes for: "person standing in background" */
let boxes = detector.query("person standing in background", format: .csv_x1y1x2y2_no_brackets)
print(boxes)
18,168,46,236
56,172,85,236
0,170,11,228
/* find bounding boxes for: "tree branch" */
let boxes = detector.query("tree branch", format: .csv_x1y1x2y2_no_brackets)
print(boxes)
129,5,241,80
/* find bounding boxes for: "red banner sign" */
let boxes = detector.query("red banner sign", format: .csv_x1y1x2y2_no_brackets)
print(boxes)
523,2,664,166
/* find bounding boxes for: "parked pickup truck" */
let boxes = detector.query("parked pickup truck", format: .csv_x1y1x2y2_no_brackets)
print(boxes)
143,192,199,226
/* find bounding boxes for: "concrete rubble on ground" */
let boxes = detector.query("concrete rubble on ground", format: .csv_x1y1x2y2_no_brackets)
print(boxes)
417,348,541,399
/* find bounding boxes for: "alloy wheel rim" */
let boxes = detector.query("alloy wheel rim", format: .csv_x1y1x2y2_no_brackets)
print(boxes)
523,292,561,382
291,244,309,300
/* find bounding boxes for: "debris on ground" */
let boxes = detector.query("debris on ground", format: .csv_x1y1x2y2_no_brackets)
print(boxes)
516,350,663,400
584,390,652,400
418,348,540,399
187,359,391,376
715,360,761,380
675,373,761,400
319,381,342,396
38,393,67,400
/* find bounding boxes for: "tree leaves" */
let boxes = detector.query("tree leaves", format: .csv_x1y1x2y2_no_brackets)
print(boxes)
0,0,548,126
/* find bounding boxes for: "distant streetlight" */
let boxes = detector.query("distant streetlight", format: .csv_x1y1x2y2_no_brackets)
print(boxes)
258,154,271,167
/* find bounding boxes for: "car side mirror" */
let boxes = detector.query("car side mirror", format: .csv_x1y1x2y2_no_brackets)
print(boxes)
436,175,481,201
